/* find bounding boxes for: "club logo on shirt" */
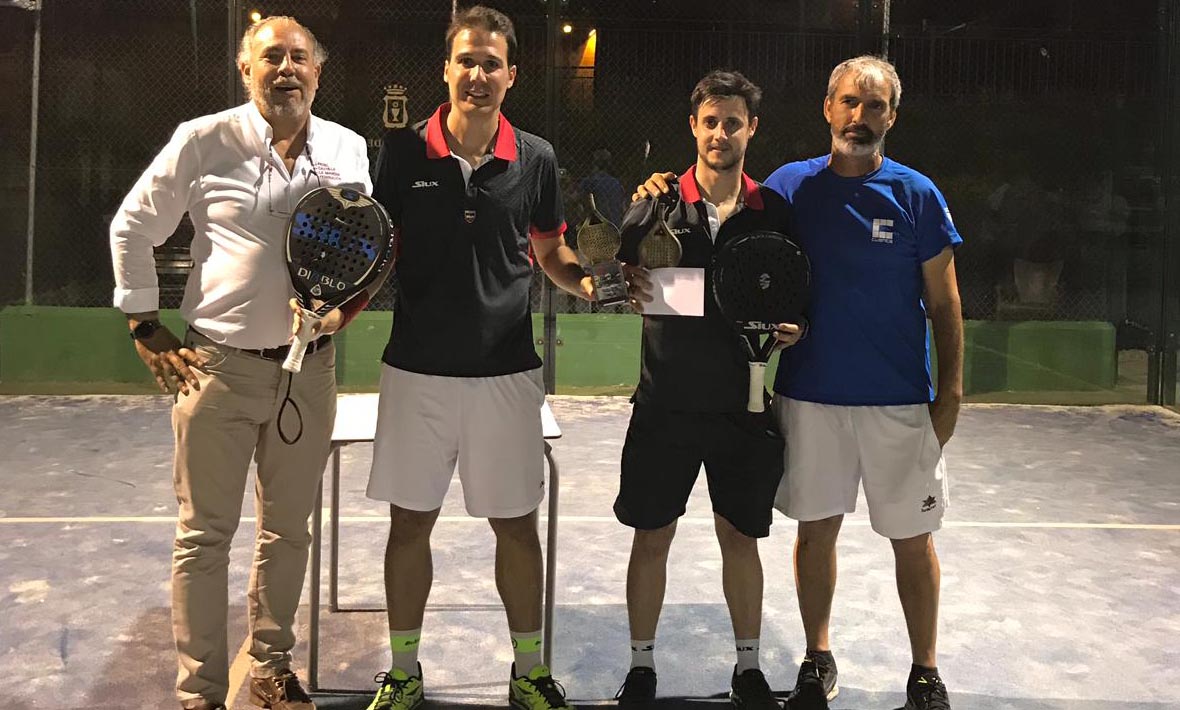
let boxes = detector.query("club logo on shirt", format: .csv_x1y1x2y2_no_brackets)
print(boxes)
464,209,476,223
313,162,340,181
411,180,439,189
871,218,894,244
758,272,771,290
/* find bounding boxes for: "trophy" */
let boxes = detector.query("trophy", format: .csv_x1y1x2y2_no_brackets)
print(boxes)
638,200,683,269
576,194,629,306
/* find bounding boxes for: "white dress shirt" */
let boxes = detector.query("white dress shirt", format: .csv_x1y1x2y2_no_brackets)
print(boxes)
110,102,371,349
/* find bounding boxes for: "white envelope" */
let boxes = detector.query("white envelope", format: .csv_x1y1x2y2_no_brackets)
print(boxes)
643,267,705,317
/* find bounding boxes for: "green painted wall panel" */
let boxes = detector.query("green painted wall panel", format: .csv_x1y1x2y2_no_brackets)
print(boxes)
1,307,1115,395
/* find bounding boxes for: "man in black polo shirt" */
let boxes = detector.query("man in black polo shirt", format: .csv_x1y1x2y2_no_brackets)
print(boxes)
613,71,802,708
363,7,590,710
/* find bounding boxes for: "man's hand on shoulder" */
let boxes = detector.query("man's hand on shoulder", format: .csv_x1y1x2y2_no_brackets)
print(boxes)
632,172,677,202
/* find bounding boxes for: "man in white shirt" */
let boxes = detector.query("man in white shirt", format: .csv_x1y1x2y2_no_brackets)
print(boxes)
110,16,374,710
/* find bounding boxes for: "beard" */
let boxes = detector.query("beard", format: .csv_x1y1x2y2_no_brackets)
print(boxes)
250,81,313,119
701,146,743,172
832,125,883,157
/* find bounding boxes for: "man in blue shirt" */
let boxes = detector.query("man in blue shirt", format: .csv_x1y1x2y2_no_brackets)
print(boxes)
638,55,963,710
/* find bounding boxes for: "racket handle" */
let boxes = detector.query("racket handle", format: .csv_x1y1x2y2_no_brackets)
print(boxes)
747,361,768,413
282,309,319,374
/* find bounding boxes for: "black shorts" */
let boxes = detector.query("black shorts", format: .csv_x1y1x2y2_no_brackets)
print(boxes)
614,403,785,538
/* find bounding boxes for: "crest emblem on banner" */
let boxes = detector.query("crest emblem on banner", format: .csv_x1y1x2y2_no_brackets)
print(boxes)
382,84,409,129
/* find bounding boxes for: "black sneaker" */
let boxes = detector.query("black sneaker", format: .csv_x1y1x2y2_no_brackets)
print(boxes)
615,666,657,704
730,667,781,709
786,653,838,709
904,671,950,710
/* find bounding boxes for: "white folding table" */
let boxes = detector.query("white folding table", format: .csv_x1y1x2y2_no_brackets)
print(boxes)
307,393,563,692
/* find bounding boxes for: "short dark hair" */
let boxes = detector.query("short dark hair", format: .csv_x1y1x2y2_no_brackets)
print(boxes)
446,5,517,66
690,70,762,119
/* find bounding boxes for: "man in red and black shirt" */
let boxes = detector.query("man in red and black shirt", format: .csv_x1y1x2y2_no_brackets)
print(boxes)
363,7,590,710
613,71,802,709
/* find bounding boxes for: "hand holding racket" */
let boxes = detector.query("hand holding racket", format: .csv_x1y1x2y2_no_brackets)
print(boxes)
712,231,811,412
284,186,395,373
576,194,629,306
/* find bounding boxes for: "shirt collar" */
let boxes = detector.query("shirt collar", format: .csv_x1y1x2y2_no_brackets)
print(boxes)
243,101,319,151
425,102,518,162
677,164,764,210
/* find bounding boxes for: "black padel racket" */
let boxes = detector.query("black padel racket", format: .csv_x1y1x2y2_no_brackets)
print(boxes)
284,186,395,373
712,230,811,412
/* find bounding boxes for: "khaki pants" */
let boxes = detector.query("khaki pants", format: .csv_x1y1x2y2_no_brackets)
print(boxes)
172,331,336,706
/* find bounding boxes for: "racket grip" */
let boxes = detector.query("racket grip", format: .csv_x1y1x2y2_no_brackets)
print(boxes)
747,362,768,413
282,310,318,374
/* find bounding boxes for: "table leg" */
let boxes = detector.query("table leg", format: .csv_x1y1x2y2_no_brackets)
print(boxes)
308,471,324,691
543,441,558,669
330,446,341,612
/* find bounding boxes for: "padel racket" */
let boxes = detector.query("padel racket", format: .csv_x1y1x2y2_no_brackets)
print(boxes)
284,186,395,373
576,194,628,306
638,201,683,268
712,230,811,412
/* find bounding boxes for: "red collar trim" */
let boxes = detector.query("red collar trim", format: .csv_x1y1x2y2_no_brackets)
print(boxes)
676,165,764,210
425,103,518,162
742,173,765,210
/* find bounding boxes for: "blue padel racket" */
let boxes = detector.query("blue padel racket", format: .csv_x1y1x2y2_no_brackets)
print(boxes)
284,186,395,373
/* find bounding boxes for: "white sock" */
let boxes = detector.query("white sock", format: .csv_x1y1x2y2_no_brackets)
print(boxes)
389,628,421,677
735,638,760,673
630,639,655,669
511,630,544,675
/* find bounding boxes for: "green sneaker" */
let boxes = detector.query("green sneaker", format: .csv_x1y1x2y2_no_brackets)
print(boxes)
366,664,424,710
509,663,574,710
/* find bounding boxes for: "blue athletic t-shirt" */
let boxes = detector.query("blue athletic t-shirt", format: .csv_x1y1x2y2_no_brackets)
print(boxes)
764,156,962,405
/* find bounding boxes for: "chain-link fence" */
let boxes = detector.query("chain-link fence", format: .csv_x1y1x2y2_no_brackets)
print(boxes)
1,0,1175,335
0,6,34,307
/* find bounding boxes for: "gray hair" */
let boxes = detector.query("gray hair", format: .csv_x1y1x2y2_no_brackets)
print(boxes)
238,16,328,67
826,55,901,110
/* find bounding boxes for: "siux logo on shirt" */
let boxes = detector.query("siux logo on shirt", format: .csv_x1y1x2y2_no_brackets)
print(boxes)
412,180,440,189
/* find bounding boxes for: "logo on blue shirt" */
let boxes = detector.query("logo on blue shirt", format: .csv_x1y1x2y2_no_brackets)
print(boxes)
871,218,894,244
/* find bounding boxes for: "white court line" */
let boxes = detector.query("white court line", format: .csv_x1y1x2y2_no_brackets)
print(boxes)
0,515,1178,530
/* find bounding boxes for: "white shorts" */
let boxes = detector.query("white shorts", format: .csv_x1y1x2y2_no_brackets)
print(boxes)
773,398,949,539
366,365,546,518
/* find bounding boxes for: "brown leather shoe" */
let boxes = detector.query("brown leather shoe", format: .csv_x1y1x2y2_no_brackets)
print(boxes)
249,670,315,709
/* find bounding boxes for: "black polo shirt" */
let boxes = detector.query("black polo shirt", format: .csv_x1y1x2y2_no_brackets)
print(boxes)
373,104,565,377
619,165,793,412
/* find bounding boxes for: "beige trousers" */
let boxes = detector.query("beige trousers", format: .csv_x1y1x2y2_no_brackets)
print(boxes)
171,331,336,706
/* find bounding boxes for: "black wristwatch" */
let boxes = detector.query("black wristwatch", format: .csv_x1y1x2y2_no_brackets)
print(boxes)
129,319,163,341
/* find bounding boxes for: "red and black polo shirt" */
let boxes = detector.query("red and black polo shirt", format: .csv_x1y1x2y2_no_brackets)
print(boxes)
373,103,566,377
618,165,793,412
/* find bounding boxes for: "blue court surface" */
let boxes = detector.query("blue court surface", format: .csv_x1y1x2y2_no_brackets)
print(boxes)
1,396,1178,709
